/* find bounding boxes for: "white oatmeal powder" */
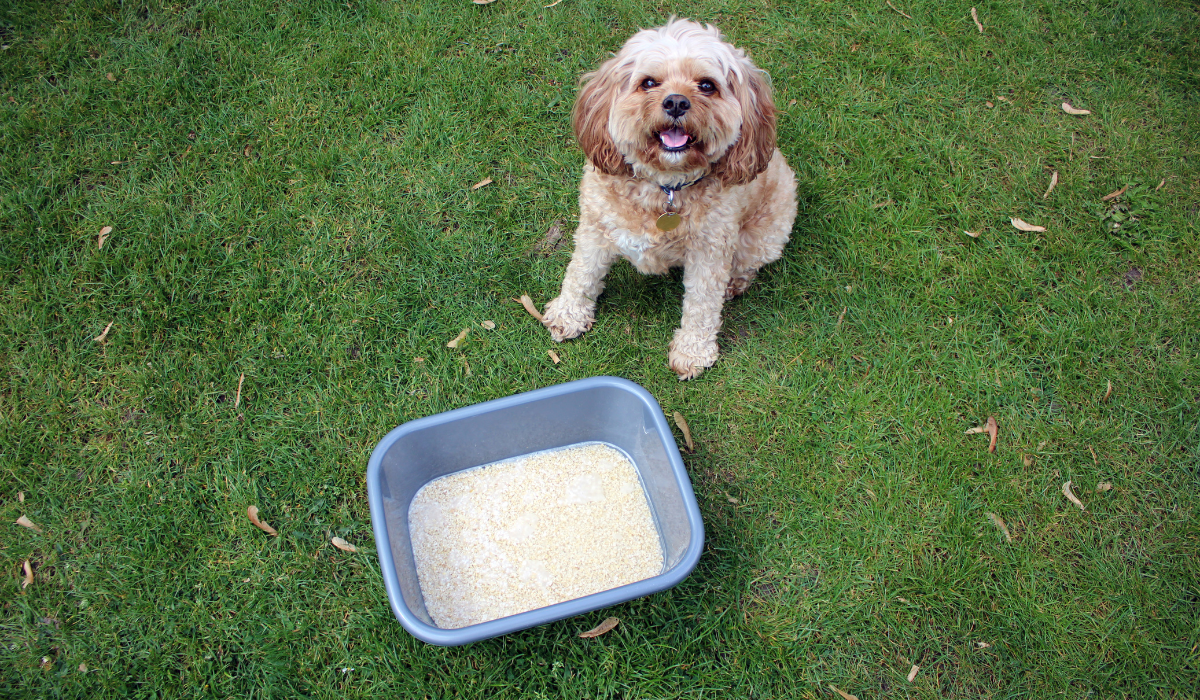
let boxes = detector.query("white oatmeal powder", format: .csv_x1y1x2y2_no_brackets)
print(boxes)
408,442,664,629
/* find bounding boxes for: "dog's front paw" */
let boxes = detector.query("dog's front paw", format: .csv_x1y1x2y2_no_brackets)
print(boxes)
668,331,719,380
541,296,594,342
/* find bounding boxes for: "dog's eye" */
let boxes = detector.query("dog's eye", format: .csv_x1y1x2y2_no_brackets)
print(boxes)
697,79,717,95
640,77,659,90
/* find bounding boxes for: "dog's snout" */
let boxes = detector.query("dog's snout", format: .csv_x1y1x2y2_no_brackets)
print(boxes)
662,94,691,118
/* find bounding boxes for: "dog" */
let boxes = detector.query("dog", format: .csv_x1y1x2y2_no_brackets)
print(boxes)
541,18,798,379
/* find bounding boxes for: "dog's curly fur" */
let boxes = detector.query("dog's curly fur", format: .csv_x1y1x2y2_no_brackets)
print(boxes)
542,18,798,379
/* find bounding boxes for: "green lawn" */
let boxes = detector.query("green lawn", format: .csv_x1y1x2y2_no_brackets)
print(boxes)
2,0,1198,697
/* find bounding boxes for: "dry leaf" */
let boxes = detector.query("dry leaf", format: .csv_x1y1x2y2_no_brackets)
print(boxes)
543,0,563,6
1088,445,1098,465
331,537,357,552
865,488,877,501
17,491,24,502
106,72,116,81
481,320,496,330
1101,184,1128,201
986,416,998,453
828,684,859,700
22,560,33,589
547,350,560,364
1096,482,1113,493
446,329,468,348
907,664,920,682
518,295,544,321
78,663,88,673
1155,178,1165,191
473,0,497,4
673,412,694,452
963,230,981,238
985,101,994,108
997,95,1009,102
836,306,847,326
1062,481,1085,511
1042,171,1059,199
987,512,1012,542
1010,217,1046,232
247,505,278,536
243,144,252,157
579,617,619,638
413,357,424,363
1102,379,1112,402
872,199,893,209
896,597,909,603
234,373,245,410
1023,453,1034,467
886,0,913,19
970,7,983,32
975,641,991,649
471,177,493,190
98,225,112,249
16,515,42,533
788,98,797,106
1061,101,1091,115
725,492,739,504
94,321,114,343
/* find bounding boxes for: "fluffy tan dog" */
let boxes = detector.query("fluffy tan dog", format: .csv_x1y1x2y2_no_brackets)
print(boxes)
542,18,797,379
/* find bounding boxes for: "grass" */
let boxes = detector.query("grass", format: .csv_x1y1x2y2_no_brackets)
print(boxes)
1,0,1198,697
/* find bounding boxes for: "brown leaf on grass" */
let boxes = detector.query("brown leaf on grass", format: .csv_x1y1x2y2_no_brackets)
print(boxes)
22,560,33,589
1061,101,1091,115
94,321,114,343
331,537,357,552
234,373,245,410
98,225,112,248
1088,445,1099,465
481,320,496,330
106,72,116,82
1010,217,1046,232
987,512,1013,542
872,199,893,209
985,101,994,108
532,220,564,255
673,412,694,452
886,0,913,19
1101,185,1129,201
16,515,42,533
518,295,544,321
725,492,740,504
1062,481,1086,511
970,7,984,32
18,491,24,502
247,505,278,536
828,684,859,700
1155,178,1165,191
963,230,981,238
1095,482,1113,493
907,664,920,682
986,416,998,453
470,176,493,190
1042,171,1059,199
836,306,848,326
975,641,992,649
543,0,563,6
1102,379,1112,402
547,350,560,364
243,144,252,157
1023,453,1034,467
446,329,468,348
78,663,88,673
579,617,619,638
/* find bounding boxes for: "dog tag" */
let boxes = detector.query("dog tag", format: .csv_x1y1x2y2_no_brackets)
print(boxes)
656,212,681,231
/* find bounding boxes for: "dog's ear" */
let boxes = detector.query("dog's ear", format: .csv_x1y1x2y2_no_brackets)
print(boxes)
710,67,777,187
572,62,634,177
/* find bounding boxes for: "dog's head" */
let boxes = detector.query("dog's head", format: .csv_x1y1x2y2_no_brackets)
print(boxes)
572,18,777,187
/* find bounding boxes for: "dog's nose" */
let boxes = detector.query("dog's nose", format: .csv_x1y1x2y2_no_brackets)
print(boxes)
662,94,691,119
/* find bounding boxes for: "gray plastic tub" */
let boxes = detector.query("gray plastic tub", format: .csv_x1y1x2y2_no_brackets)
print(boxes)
366,376,704,646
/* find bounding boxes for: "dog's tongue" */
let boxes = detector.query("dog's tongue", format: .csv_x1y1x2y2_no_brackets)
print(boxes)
660,127,689,148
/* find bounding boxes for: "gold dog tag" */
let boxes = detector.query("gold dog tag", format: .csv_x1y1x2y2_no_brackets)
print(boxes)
656,212,681,231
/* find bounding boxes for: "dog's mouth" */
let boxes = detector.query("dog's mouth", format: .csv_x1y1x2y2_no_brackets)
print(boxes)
658,127,692,152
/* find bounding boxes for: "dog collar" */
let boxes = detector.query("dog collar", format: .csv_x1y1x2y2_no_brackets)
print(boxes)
656,176,705,231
